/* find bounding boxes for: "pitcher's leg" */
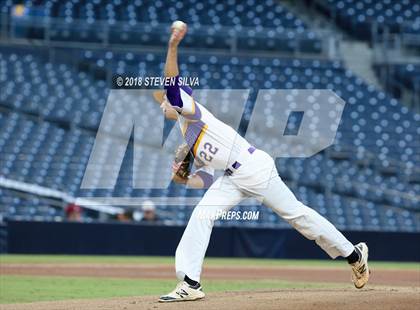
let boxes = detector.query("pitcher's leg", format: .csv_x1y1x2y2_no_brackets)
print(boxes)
263,174,354,258
175,176,244,282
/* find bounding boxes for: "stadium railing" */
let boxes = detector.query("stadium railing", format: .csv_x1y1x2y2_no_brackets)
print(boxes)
0,13,341,58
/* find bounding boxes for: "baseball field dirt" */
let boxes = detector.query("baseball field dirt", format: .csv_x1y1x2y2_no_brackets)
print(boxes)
2,288,419,310
1,255,419,309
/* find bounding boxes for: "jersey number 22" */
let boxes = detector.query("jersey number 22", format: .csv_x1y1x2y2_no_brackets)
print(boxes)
199,142,219,162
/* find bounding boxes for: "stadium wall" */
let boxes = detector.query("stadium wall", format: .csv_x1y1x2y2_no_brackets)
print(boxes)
5,220,420,261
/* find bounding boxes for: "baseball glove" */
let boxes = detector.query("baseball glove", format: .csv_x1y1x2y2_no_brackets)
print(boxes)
173,143,193,181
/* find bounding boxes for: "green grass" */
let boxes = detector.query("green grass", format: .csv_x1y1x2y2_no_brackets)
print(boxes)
0,275,341,304
0,255,418,304
1,254,418,270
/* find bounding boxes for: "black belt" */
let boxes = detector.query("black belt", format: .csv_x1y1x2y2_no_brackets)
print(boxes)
224,146,256,176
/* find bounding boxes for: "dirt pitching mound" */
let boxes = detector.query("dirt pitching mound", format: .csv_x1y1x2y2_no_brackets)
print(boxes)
2,287,419,310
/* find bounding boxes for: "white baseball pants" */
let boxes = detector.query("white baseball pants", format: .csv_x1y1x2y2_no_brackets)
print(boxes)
175,149,355,282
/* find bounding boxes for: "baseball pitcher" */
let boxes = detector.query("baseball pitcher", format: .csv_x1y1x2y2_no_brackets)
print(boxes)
155,21,370,302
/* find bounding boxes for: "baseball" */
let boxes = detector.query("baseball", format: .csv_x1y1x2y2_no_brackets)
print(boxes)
172,20,186,31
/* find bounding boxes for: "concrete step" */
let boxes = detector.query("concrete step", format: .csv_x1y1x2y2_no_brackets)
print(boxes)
339,40,383,90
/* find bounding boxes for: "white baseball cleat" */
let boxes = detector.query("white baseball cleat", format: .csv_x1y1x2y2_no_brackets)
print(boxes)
158,281,205,302
350,242,370,289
